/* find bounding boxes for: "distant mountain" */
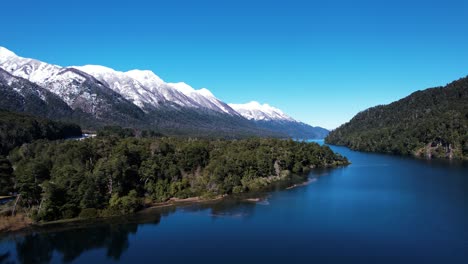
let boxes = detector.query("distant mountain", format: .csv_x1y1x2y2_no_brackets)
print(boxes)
0,46,324,138
326,76,468,159
229,101,295,122
229,101,329,139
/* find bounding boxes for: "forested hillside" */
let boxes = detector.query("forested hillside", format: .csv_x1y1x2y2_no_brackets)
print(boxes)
254,120,329,139
3,137,348,222
0,110,82,155
326,76,468,159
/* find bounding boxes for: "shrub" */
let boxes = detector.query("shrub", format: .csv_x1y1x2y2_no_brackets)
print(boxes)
109,190,142,215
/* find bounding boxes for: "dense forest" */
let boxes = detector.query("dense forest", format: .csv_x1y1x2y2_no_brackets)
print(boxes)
326,76,468,159
1,134,348,224
0,110,82,155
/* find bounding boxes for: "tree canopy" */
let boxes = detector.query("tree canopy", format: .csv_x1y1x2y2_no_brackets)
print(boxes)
0,109,82,155
6,136,348,222
326,76,468,159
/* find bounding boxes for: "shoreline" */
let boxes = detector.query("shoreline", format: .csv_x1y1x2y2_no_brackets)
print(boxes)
0,195,232,236
327,142,468,161
0,168,335,236
285,178,317,190
144,195,227,210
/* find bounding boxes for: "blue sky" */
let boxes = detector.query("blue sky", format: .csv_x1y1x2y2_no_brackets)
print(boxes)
1,0,467,129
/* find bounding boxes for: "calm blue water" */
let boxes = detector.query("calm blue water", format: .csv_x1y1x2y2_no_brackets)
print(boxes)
1,143,467,263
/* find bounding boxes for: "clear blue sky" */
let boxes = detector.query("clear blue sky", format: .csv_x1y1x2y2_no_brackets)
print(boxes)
1,0,467,129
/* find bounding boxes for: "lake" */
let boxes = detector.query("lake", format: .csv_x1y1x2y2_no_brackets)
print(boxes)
1,142,467,263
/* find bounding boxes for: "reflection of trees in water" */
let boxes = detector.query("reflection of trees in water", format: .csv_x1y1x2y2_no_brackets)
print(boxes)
209,199,257,218
180,195,266,219
307,167,334,177
3,197,265,263
10,210,169,264
15,224,136,263
0,252,14,264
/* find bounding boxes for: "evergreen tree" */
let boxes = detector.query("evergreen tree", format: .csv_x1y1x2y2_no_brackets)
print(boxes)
0,155,13,195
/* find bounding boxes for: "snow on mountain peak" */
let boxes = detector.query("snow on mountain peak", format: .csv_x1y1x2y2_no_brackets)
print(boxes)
125,69,164,85
0,47,16,62
168,82,195,95
228,101,296,122
73,65,234,114
168,83,215,98
198,88,214,98
164,82,238,115
74,64,116,74
1,47,287,119
73,64,167,109
0,47,65,86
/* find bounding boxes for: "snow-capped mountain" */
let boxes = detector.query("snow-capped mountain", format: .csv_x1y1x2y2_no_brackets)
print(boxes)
228,101,296,122
0,67,88,122
74,65,239,115
166,82,239,115
229,101,329,139
72,65,165,109
0,46,326,138
0,47,90,107
124,70,198,108
0,47,262,136
0,47,238,117
0,47,61,85
0,47,144,123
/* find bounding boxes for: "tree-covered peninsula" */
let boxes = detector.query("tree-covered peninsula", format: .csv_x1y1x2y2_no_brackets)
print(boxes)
326,76,468,159
1,133,348,227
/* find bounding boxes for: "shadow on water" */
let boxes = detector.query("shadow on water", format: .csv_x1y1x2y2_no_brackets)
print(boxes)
0,205,167,263
0,209,166,264
0,191,276,263
16,223,134,263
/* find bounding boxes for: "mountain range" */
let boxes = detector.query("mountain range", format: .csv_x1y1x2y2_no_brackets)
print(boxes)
229,101,329,139
0,47,327,138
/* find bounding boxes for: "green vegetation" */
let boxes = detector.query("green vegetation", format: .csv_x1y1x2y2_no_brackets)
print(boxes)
0,155,13,195
0,109,348,226
96,125,136,138
4,136,348,223
0,109,82,155
96,125,164,138
326,76,468,159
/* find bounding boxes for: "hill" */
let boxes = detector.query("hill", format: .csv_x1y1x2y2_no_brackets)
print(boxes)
326,76,468,159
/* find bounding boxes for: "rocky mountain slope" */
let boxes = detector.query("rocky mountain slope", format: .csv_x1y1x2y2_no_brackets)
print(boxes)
0,47,325,138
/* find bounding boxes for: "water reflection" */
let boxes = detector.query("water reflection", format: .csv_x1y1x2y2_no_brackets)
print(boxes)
0,208,167,263
0,252,13,264
17,224,135,263
181,194,268,219
0,195,270,263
